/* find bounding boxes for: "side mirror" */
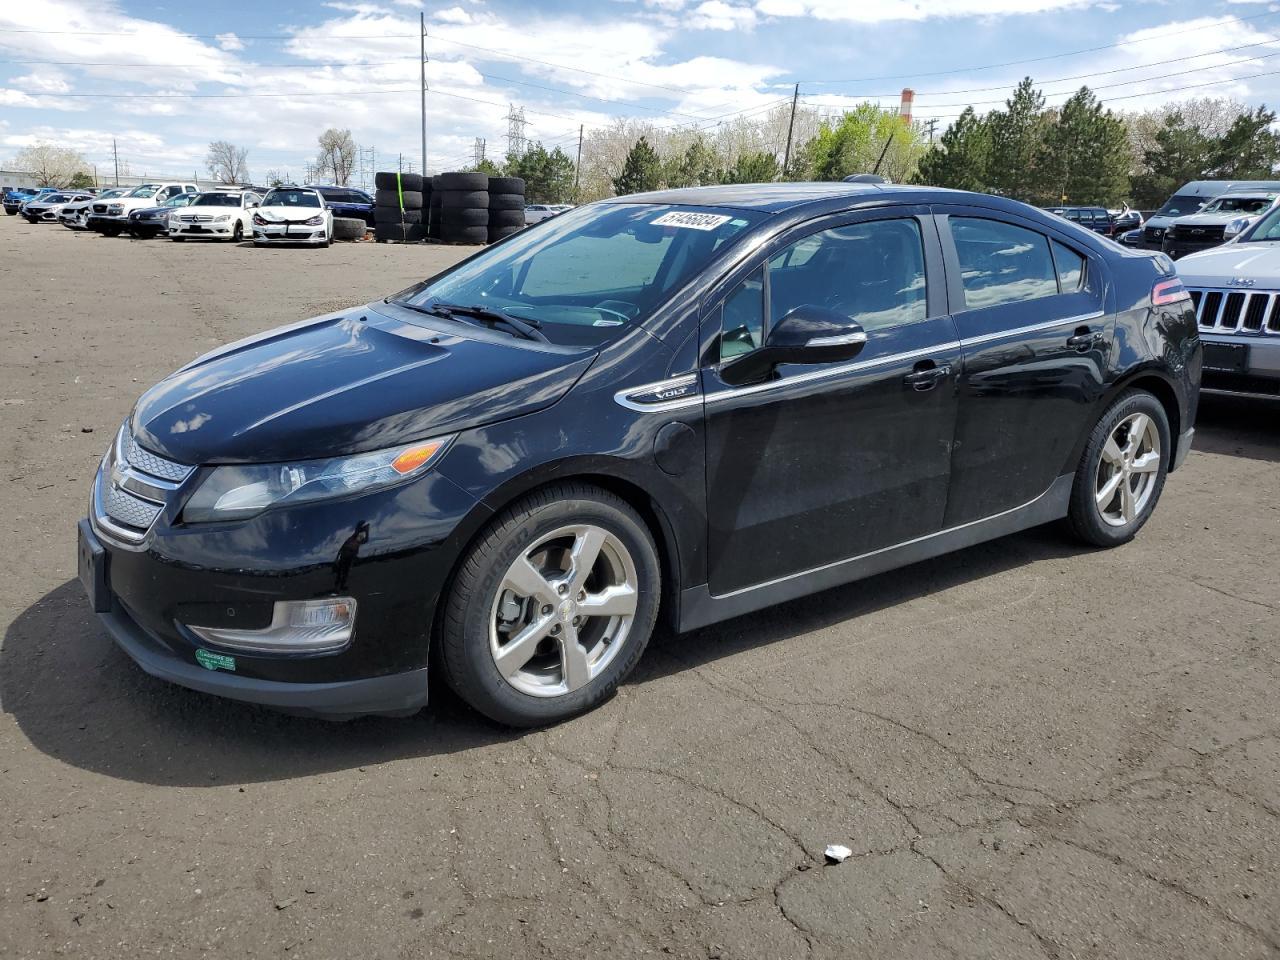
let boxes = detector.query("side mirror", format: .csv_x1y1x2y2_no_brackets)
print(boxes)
248,201,259,208
720,305,866,386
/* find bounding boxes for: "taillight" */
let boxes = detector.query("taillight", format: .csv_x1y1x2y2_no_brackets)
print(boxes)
1152,278,1190,306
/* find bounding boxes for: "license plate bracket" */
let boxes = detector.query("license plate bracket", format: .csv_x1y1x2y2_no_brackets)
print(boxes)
77,519,111,613
1203,342,1249,373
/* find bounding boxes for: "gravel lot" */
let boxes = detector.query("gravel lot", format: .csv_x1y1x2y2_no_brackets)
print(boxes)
1,214,1278,960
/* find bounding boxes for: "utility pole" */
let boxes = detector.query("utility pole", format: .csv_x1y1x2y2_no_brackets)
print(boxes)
420,12,428,177
112,138,119,186
574,124,583,197
924,118,938,142
782,83,800,177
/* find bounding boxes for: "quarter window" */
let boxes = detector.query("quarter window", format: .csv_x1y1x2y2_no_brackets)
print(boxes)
951,217,1059,309
1051,240,1085,292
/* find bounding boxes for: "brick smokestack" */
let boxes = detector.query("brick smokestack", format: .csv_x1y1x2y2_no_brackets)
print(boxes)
899,87,915,125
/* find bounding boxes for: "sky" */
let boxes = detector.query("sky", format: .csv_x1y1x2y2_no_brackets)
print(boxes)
2,0,1280,184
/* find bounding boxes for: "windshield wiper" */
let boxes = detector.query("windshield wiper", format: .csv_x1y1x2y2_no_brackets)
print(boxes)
388,298,549,343
429,302,549,343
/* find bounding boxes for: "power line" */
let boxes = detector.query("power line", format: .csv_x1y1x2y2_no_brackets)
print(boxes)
798,9,1280,83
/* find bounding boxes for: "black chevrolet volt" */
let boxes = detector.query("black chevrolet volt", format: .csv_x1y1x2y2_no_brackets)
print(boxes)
79,183,1202,726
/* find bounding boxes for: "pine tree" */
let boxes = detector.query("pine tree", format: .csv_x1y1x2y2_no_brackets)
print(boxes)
915,107,991,191
613,137,663,195
721,151,780,184
1035,87,1129,205
1211,106,1280,178
987,77,1049,201
1130,112,1216,208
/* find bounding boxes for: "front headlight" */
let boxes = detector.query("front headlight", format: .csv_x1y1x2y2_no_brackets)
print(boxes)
182,436,454,523
303,215,323,226
215,214,232,222
1224,216,1252,240
253,213,268,225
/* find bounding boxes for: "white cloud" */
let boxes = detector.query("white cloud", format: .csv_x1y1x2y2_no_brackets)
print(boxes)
12,69,72,94
433,6,473,24
215,32,244,51
755,0,1092,22
688,1,757,30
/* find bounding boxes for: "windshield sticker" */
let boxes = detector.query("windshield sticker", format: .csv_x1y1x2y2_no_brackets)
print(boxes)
650,211,733,231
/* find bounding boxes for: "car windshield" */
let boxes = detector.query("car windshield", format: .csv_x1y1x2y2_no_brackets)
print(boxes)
1157,194,1206,217
193,193,241,206
44,194,70,203
263,189,320,208
127,185,161,199
1240,206,1280,242
165,194,195,206
397,203,765,348
1202,195,1274,214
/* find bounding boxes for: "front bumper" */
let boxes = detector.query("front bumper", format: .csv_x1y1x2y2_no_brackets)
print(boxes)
1162,237,1223,260
94,576,429,719
171,220,236,237
80,446,486,717
1200,332,1280,399
254,222,327,243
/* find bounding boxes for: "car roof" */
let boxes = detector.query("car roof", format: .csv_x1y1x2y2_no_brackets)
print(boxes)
599,181,1047,215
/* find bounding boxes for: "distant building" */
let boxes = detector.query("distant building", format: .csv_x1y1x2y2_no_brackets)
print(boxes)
0,169,39,190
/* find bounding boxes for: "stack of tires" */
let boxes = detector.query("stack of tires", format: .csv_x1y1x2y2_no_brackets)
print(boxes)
436,172,489,245
373,171,425,242
487,177,526,244
427,176,443,241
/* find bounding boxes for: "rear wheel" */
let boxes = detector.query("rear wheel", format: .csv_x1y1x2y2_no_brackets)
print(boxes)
103,225,121,237
1067,389,1170,547
440,484,660,726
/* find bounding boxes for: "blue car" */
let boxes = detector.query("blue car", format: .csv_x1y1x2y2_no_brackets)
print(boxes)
4,187,48,215
314,186,374,226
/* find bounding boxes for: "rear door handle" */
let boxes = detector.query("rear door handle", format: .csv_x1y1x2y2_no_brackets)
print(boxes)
903,361,952,392
1066,327,1101,351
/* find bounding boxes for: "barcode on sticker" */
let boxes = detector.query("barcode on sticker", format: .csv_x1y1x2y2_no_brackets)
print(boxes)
650,211,732,231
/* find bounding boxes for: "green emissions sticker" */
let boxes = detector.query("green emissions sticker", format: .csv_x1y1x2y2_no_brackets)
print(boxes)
195,649,236,672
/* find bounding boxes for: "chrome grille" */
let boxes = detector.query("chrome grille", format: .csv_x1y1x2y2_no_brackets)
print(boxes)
124,432,194,483
1187,286,1280,335
92,203,107,214
102,483,163,530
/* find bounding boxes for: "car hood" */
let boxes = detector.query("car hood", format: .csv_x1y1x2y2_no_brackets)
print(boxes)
255,205,327,222
1173,211,1263,227
130,302,596,465
130,205,171,217
1175,243,1280,286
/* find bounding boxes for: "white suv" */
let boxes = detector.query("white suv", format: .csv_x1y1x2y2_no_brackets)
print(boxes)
89,182,199,236
169,190,261,242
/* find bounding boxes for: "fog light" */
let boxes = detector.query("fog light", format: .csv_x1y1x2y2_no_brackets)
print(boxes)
185,597,356,654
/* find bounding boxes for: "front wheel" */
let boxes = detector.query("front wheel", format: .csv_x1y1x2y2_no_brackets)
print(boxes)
440,484,661,726
232,221,243,242
1066,389,1171,547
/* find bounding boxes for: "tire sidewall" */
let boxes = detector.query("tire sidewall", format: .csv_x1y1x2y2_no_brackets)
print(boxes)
446,493,660,726
1071,389,1171,546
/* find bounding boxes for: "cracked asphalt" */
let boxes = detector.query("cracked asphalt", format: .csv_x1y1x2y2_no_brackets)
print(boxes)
2,215,1278,959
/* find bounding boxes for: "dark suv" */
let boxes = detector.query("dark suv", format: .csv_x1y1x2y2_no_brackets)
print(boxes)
1045,206,1112,235
314,186,375,226
79,184,1201,726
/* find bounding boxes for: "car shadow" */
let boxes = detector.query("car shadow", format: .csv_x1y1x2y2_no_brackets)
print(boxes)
2,526,1085,788
1194,394,1280,463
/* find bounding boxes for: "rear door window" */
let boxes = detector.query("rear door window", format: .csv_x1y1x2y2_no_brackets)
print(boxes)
951,217,1059,309
1051,240,1085,292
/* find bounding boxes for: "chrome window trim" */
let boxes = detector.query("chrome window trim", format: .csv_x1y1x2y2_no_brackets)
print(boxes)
959,310,1105,348
704,341,961,404
613,374,702,413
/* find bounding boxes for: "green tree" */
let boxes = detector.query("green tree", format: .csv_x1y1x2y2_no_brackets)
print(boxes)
721,150,780,184
987,77,1049,200
67,170,96,189
793,102,927,182
1035,87,1130,205
1211,105,1280,178
613,137,663,195
466,157,503,176
1130,111,1216,208
665,136,722,187
915,106,992,191
506,143,576,202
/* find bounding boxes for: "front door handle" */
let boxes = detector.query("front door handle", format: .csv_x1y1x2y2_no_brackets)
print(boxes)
903,361,952,392
1066,327,1101,352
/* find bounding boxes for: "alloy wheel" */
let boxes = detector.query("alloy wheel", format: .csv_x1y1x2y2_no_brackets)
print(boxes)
489,523,639,698
1095,412,1161,527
